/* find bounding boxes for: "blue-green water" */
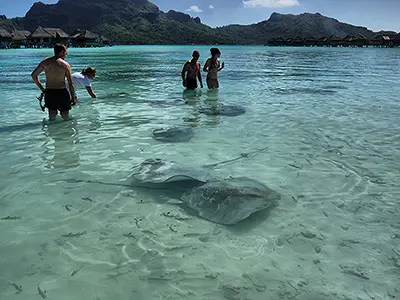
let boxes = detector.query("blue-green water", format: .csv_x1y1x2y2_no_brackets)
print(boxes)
0,45,399,299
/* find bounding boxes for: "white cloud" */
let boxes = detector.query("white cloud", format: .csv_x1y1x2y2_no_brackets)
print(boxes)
243,0,299,8
209,5,214,9
186,6,203,13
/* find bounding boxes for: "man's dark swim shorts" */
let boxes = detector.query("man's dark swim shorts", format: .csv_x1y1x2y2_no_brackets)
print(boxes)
185,78,198,90
44,89,71,112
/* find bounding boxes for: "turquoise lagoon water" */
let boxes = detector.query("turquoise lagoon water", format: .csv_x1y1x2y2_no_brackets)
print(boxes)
0,45,399,299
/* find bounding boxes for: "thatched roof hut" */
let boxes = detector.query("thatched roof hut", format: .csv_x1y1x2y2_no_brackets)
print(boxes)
0,27,12,47
29,26,53,39
316,36,328,46
28,26,69,46
328,35,342,46
12,30,31,41
43,28,69,39
71,30,97,41
0,27,12,39
371,35,392,46
304,36,316,46
70,29,99,46
291,36,304,46
394,33,400,46
266,37,286,46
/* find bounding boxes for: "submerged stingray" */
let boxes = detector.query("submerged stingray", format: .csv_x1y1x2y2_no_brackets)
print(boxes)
152,127,194,143
130,158,219,186
130,158,280,225
180,177,281,225
199,105,246,117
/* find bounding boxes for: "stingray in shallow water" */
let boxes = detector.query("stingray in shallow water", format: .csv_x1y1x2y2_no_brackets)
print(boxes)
152,127,194,143
130,158,280,225
199,104,246,117
130,158,219,187
180,177,281,225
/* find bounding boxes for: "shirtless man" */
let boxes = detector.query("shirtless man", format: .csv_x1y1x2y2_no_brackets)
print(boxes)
203,47,224,89
31,44,76,121
181,50,203,90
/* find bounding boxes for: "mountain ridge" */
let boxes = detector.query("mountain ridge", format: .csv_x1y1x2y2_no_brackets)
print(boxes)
0,0,397,44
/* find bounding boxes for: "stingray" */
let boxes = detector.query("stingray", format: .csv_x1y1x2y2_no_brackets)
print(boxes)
130,158,280,225
130,158,220,187
180,177,281,225
152,127,194,143
199,104,246,117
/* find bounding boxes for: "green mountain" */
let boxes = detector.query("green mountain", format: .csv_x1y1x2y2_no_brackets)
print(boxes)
1,0,397,44
215,12,395,44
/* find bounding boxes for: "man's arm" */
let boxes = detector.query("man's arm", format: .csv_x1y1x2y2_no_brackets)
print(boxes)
31,61,46,92
181,62,189,81
65,63,77,105
197,62,203,88
203,59,210,72
86,86,96,98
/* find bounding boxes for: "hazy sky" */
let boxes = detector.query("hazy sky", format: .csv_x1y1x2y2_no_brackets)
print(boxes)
1,0,399,32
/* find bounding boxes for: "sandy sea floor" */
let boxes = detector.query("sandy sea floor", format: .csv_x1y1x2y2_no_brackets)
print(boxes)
0,46,399,299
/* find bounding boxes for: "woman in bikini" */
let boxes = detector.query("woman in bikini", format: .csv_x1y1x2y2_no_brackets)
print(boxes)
203,47,225,89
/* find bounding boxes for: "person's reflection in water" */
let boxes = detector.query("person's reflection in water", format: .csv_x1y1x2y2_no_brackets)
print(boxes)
78,100,101,133
41,118,80,169
182,89,202,127
203,89,221,126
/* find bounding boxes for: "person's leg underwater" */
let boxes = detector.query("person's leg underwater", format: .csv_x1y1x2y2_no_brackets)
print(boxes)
48,110,57,121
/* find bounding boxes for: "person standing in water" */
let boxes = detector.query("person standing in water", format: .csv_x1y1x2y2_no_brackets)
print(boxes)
203,47,224,89
67,67,97,99
31,44,76,121
181,50,203,90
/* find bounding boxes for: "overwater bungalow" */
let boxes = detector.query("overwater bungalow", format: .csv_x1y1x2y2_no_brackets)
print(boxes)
266,37,284,46
0,27,12,48
340,34,368,47
23,26,69,47
353,34,368,47
316,36,328,47
394,33,400,46
42,28,70,44
28,26,55,47
11,30,31,48
304,36,317,46
371,35,392,47
70,29,99,47
291,36,304,46
327,35,343,47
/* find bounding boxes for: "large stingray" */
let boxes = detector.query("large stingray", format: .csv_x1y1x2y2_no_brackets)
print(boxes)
180,177,281,225
130,158,219,186
152,127,194,143
199,104,246,117
130,158,280,225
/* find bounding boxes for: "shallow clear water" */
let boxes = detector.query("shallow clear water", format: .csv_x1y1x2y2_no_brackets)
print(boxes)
0,45,399,299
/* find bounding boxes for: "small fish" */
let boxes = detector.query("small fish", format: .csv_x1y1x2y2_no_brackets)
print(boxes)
9,282,23,293
71,265,83,277
122,232,136,239
289,163,303,170
37,283,46,299
64,204,72,211
61,231,87,238
1,216,21,220
81,197,94,202
133,217,142,228
167,224,177,233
